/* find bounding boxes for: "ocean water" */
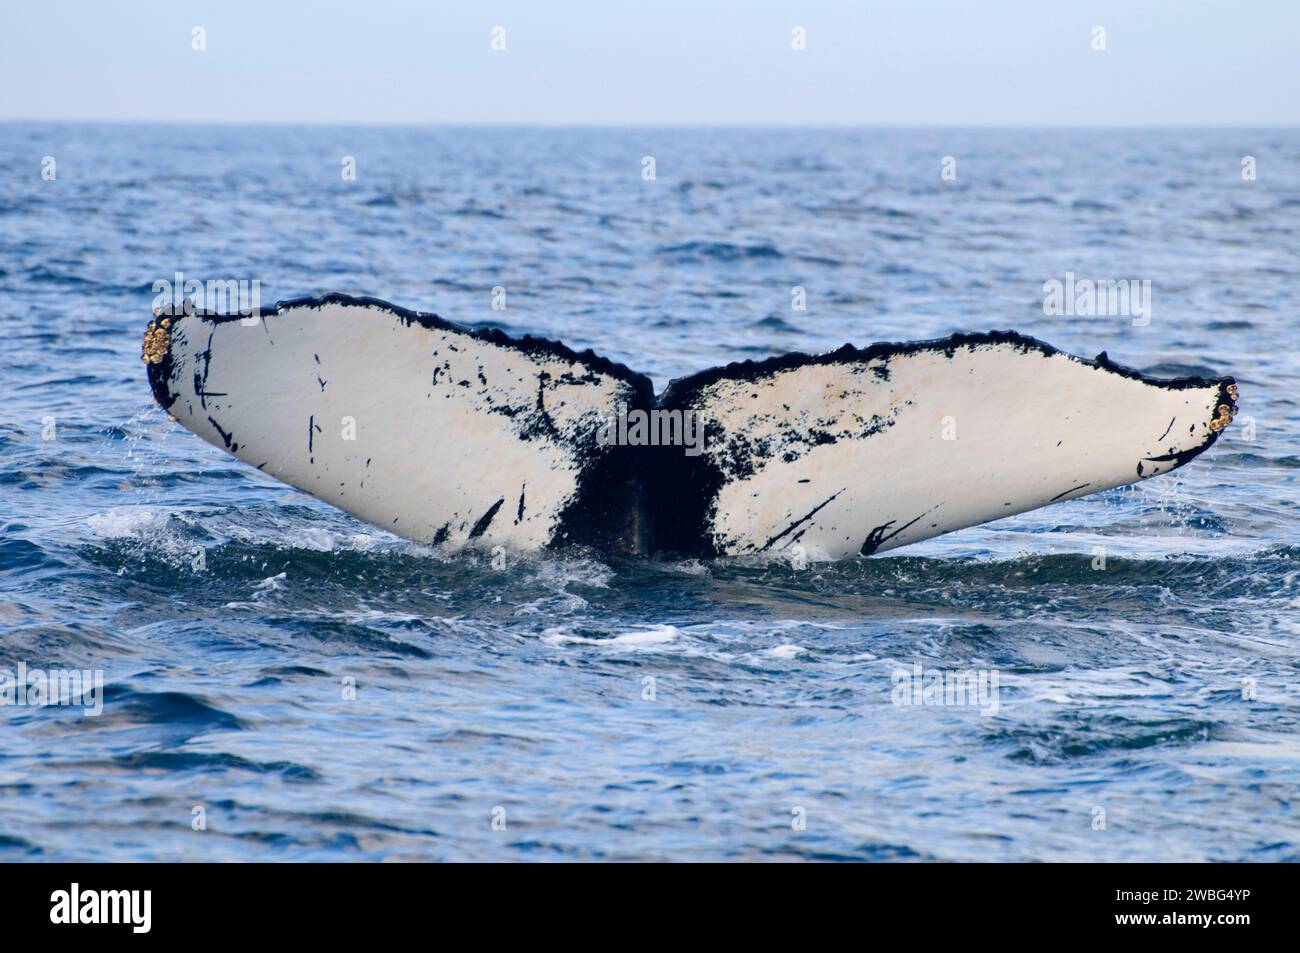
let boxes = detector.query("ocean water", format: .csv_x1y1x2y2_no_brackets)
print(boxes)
1,124,1298,862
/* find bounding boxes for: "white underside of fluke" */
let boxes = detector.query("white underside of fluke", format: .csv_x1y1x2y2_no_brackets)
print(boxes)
148,298,640,548
145,295,1235,559
672,344,1231,559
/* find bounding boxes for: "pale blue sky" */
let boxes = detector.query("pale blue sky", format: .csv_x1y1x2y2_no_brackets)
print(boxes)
2,1,1297,125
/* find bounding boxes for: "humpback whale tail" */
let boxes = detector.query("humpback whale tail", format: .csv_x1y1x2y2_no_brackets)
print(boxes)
144,295,1237,560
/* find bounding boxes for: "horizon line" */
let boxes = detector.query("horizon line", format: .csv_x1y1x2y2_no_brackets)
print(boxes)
2,117,1298,130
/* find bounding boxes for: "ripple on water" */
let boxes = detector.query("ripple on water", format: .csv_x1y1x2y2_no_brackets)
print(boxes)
1,125,1298,861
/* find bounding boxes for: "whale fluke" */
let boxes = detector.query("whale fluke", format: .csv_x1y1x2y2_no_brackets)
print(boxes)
145,294,1237,560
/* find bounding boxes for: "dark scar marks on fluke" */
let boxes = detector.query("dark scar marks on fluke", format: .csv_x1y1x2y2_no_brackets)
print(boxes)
520,372,561,440
859,522,895,557
757,489,845,552
207,416,236,451
1048,483,1091,502
1142,446,1207,470
468,498,505,539
193,328,227,409
859,508,933,556
146,294,1238,558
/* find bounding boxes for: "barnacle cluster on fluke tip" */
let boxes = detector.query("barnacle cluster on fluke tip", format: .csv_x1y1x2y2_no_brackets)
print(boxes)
1209,381,1239,432
141,315,170,365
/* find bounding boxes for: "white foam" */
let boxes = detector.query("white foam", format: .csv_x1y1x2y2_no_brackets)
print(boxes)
87,507,170,538
763,643,805,659
223,572,288,608
541,623,680,650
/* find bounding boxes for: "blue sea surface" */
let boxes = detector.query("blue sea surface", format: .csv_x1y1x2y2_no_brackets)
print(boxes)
1,124,1298,861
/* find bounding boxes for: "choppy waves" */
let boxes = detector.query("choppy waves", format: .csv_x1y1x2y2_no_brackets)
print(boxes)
2,124,1299,860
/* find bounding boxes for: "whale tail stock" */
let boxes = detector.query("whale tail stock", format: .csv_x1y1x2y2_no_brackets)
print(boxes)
145,295,1237,560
